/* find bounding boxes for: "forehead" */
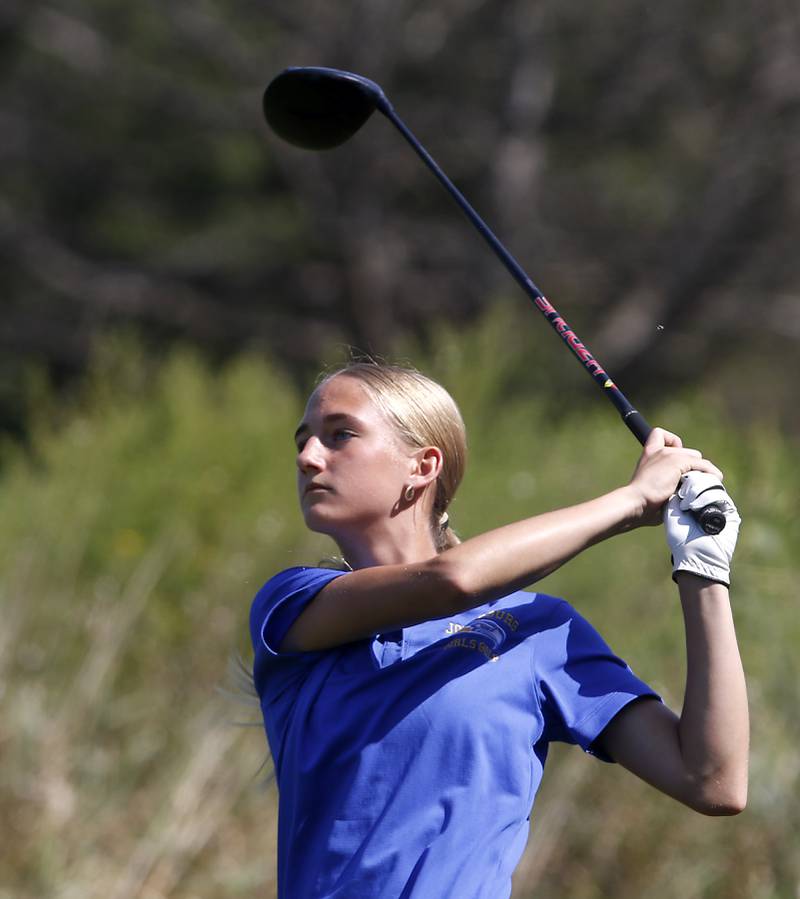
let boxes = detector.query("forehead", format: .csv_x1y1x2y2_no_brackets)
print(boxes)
304,374,373,416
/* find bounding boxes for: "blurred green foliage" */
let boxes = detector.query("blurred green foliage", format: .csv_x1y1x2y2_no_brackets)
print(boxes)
0,317,797,897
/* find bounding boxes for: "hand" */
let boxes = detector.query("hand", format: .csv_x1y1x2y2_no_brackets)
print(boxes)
665,472,741,585
629,428,723,526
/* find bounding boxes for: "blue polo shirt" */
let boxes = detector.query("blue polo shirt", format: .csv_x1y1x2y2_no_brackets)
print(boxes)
250,566,658,899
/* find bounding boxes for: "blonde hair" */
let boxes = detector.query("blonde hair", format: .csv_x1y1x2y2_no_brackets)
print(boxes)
321,361,467,551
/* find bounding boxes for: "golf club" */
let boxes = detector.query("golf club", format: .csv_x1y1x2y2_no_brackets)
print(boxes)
263,66,726,535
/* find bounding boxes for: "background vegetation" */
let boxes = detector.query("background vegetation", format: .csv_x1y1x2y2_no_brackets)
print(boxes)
1,319,798,898
1,0,798,895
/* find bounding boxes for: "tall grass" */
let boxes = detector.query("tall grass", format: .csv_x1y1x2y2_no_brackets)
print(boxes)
1,319,797,898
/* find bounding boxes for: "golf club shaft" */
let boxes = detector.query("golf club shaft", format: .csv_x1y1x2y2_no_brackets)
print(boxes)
377,103,725,535
263,66,725,532
381,104,651,444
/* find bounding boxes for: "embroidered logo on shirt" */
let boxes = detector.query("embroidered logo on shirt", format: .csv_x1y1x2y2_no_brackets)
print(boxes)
442,612,517,662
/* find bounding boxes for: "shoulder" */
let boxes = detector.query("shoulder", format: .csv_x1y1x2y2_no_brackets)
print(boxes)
479,590,572,630
522,592,615,655
482,591,619,668
496,590,597,627
249,566,348,647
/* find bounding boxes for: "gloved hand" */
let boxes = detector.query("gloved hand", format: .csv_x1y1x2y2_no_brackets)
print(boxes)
664,472,741,586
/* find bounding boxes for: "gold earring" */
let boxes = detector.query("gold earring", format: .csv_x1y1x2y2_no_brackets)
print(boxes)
404,485,415,502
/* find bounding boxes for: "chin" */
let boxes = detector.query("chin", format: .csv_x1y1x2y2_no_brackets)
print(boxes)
301,506,375,543
301,507,340,537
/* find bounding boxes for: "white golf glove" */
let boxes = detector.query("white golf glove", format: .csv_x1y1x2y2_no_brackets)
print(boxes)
663,472,741,586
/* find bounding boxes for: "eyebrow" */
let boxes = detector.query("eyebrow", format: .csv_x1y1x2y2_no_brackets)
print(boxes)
293,413,364,443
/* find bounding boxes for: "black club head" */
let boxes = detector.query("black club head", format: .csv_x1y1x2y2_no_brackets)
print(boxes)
263,67,388,150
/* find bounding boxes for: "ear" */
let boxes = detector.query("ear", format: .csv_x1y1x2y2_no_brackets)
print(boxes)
410,446,444,489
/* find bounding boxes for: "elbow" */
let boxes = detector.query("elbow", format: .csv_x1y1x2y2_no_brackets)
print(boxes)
687,781,748,817
694,797,747,817
425,553,480,616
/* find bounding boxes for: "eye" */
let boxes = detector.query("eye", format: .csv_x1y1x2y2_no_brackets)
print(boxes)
295,437,308,453
332,429,355,443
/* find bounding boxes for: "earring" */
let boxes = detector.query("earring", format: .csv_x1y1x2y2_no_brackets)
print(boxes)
404,485,415,502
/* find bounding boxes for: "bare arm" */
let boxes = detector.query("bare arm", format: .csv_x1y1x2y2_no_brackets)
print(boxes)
597,574,749,815
282,485,642,651
281,429,720,652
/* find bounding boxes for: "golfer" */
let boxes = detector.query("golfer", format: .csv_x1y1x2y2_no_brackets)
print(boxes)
249,361,747,899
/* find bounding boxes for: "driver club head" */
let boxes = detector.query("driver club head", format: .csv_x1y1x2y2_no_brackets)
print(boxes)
263,67,389,150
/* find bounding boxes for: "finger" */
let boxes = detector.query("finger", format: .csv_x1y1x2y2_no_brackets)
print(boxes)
660,446,702,459
644,427,668,451
687,458,723,480
644,426,684,449
659,429,684,449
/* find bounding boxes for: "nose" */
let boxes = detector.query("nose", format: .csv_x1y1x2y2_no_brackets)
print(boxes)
297,435,325,473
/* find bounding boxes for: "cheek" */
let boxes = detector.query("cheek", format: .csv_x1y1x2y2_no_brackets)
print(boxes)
376,436,414,473
371,462,412,502
339,451,402,502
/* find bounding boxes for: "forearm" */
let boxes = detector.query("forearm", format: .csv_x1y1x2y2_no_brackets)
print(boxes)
676,573,749,812
439,485,642,604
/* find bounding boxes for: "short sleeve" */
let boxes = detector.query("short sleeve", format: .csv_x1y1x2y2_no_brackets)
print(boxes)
533,598,660,761
249,566,348,658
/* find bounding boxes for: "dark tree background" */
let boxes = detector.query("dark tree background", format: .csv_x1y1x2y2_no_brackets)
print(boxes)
2,0,798,433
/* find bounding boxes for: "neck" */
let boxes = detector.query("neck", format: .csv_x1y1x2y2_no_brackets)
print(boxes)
334,514,439,570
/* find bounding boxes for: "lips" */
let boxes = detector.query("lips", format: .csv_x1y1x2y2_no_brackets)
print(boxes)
303,482,331,496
